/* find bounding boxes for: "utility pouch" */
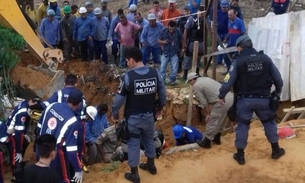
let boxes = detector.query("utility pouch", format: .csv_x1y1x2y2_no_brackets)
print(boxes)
269,91,280,111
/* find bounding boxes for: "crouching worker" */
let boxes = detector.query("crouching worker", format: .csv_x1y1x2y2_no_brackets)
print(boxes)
172,124,203,146
23,134,59,183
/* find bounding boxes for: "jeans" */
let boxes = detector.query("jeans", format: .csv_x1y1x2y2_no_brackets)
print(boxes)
119,45,128,68
235,97,279,149
112,39,120,59
78,39,94,61
160,54,178,83
94,40,108,63
142,46,161,65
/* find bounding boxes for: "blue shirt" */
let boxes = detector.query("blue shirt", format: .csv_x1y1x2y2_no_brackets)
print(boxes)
126,12,136,23
217,10,229,35
47,6,61,20
227,17,246,47
188,0,202,14
40,18,60,45
141,22,164,48
136,18,148,38
108,15,120,40
73,16,96,41
87,12,95,18
85,113,109,143
175,126,203,146
158,27,182,57
92,16,109,41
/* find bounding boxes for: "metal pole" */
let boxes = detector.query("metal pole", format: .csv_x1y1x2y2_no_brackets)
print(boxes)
203,0,208,75
212,0,218,80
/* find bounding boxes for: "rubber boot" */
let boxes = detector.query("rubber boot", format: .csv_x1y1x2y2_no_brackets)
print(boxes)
196,137,211,149
196,67,201,76
271,142,285,159
182,70,188,80
233,148,245,165
124,167,140,183
213,133,221,145
139,158,157,175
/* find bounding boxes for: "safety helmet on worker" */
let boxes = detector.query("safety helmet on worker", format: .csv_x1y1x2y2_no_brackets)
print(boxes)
173,124,184,139
85,1,93,6
79,7,87,14
47,9,55,16
49,0,57,3
86,106,98,120
63,5,71,14
129,4,137,11
94,7,102,15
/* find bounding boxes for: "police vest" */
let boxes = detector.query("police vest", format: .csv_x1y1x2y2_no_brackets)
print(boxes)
177,16,188,34
188,17,204,42
124,68,158,117
235,49,272,95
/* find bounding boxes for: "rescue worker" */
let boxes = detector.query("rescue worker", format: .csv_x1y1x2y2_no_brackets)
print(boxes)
47,0,61,20
25,0,37,25
85,1,94,18
40,9,60,48
0,120,8,183
111,46,166,183
101,0,112,22
37,0,49,25
71,4,80,18
126,4,137,23
60,1,70,16
185,72,233,148
37,90,84,183
218,35,285,165
172,124,203,145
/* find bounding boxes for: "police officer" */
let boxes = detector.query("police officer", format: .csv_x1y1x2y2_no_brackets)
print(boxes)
218,35,285,165
111,46,166,183
0,120,8,183
37,90,84,183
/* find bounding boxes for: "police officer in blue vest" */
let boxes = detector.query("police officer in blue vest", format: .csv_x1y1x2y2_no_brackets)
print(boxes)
218,35,285,165
112,46,166,183
0,120,8,183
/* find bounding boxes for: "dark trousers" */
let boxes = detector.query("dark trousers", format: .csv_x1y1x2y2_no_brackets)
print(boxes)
112,39,120,60
78,39,94,61
94,40,108,64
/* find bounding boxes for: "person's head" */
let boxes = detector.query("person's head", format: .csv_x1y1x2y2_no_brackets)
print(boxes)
101,0,107,10
220,0,229,12
47,9,55,21
97,103,108,115
117,8,124,16
94,7,102,19
63,0,69,6
183,5,191,15
153,1,160,10
79,7,88,19
235,35,253,52
173,124,185,140
85,106,98,122
147,13,157,27
36,134,57,160
198,5,205,17
125,47,143,68
63,5,71,18
71,4,78,14
42,0,49,6
119,14,127,25
28,96,43,110
231,0,239,7
168,20,177,33
129,4,137,13
49,0,57,7
65,73,77,86
168,0,176,10
135,12,143,22
185,72,199,85
67,89,83,110
85,1,93,13
228,9,237,21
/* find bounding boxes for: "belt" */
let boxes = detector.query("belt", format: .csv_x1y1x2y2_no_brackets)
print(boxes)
237,94,270,99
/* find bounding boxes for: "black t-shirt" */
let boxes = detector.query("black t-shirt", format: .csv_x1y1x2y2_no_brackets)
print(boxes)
23,164,60,183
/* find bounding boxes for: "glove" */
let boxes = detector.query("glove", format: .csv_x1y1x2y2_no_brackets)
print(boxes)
15,153,22,163
73,171,83,183
24,134,31,143
7,126,14,134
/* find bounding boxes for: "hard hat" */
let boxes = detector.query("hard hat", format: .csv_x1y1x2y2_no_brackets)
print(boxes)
85,1,93,6
79,7,87,14
185,72,199,83
47,9,55,16
168,0,176,3
49,0,57,2
129,4,137,11
220,0,229,8
94,7,102,15
172,124,184,139
63,5,71,14
101,0,108,3
147,13,156,20
86,106,97,120
278,127,296,139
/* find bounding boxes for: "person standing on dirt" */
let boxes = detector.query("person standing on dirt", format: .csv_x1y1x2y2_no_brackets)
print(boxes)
37,90,84,183
160,0,181,27
114,14,141,68
85,1,95,18
92,7,110,63
40,9,60,48
126,4,137,23
60,5,76,62
172,124,203,145
218,35,285,165
111,46,166,183
73,7,96,61
149,1,163,21
135,12,149,48
37,0,49,25
71,4,80,18
101,0,112,22
185,72,233,148
47,0,61,20
60,1,70,16
229,0,243,20
216,0,229,65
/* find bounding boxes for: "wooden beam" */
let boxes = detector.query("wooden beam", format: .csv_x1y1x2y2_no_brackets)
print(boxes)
280,106,295,123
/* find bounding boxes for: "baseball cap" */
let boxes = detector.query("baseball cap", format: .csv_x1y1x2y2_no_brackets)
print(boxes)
183,5,191,10
185,72,199,83
168,0,176,3
129,4,137,11
68,89,83,104
147,13,156,20
220,0,229,8
47,9,55,16
235,35,251,46
79,7,87,14
63,5,71,14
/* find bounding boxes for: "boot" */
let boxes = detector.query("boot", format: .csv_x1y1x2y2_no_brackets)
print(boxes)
233,148,245,165
196,67,201,76
124,167,140,183
213,133,221,145
271,142,285,159
139,158,157,175
182,70,188,80
196,137,211,149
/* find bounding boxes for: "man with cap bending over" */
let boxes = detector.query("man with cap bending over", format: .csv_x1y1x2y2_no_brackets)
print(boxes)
186,72,233,148
172,124,203,146
219,35,285,165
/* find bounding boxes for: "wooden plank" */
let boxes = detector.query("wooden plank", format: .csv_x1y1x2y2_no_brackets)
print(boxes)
165,143,200,155
283,107,305,113
297,110,305,120
280,106,295,123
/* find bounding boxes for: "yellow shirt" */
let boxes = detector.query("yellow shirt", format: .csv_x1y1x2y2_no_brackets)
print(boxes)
37,4,48,24
25,6,37,24
73,12,80,18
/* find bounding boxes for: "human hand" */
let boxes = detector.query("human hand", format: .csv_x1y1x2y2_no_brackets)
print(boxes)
73,171,83,183
219,98,225,105
15,153,22,163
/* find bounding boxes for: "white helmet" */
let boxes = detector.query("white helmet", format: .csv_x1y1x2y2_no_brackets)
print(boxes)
79,7,87,14
129,4,137,11
94,7,102,15
86,106,97,120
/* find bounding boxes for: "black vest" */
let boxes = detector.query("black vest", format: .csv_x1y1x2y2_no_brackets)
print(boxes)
177,16,188,34
188,17,204,42
124,68,158,117
235,48,273,95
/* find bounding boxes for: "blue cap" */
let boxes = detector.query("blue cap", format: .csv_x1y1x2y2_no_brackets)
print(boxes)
68,89,83,104
220,0,229,7
235,35,251,46
173,124,184,139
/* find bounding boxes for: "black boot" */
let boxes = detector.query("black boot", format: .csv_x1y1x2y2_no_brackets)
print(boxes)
196,67,201,76
182,70,188,80
139,158,157,175
124,167,140,183
233,148,245,165
213,133,221,145
271,142,285,159
196,137,211,149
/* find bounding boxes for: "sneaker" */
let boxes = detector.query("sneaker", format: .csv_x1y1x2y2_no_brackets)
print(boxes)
271,148,285,159
233,153,245,165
